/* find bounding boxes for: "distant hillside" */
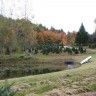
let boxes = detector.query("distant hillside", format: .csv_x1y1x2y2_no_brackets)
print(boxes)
0,15,76,56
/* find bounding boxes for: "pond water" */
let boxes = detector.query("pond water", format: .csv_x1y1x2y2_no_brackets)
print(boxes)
0,59,80,80
64,60,75,69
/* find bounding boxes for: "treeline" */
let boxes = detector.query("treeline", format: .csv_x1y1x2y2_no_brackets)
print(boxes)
0,15,76,56
0,15,95,56
0,15,37,55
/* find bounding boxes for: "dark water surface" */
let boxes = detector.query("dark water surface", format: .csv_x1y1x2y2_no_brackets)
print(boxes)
0,58,80,80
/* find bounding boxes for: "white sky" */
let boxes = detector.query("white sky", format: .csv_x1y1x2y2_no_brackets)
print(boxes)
1,0,96,33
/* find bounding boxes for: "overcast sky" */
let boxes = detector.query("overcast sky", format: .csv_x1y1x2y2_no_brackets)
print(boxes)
1,0,96,33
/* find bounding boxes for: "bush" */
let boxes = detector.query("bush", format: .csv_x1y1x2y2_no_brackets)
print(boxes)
0,80,17,96
63,48,66,52
74,49,79,54
67,48,72,54
72,47,75,52
42,47,49,55
91,44,95,49
34,48,38,54
5,47,10,55
79,46,84,53
56,47,60,54
89,43,96,49
83,49,86,53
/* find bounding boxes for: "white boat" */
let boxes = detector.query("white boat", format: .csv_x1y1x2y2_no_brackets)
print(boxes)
81,56,92,64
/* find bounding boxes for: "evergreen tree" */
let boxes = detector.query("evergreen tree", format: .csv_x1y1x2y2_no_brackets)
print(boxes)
75,23,89,46
79,46,84,53
74,48,79,54
67,48,72,54
72,47,75,52
88,34,94,44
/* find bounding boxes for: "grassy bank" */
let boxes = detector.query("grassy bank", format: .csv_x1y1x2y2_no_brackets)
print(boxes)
0,53,81,80
0,54,96,96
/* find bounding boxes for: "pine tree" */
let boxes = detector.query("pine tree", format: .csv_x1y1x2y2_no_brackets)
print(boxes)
74,48,79,54
75,23,89,46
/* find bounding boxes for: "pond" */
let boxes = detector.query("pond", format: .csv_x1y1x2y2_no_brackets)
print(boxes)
64,59,75,69
0,58,81,80
65,59,81,69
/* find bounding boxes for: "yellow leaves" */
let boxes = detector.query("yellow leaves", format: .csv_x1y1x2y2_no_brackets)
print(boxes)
27,29,37,45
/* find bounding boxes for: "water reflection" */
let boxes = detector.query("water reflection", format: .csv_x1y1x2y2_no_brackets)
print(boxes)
67,64,74,69
64,59,74,69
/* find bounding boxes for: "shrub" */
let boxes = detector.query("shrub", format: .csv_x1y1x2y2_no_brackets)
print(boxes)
83,49,86,53
0,80,17,96
89,44,91,48
91,44,95,49
74,49,79,54
5,47,10,55
63,48,66,52
72,47,75,52
67,48,72,54
89,44,96,49
34,49,38,54
79,46,84,53
56,47,60,54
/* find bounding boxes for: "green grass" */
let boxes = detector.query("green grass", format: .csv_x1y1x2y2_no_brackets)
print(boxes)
0,53,96,96
34,85,55,94
32,56,49,59
13,53,25,57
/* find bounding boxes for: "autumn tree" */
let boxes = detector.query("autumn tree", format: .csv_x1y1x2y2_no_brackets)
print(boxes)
45,31,61,44
37,32,45,44
0,18,5,55
3,18,17,55
67,31,71,45
70,31,76,45
0,0,4,56
37,31,62,45
15,19,37,55
58,32,67,45
66,31,76,45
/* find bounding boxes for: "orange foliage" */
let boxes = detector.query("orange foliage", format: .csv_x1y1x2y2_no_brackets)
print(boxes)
37,30,76,45
37,31,62,44
37,32,45,44
70,31,77,45
58,32,67,45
